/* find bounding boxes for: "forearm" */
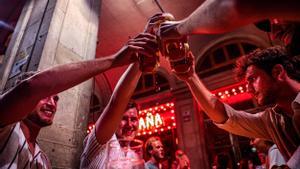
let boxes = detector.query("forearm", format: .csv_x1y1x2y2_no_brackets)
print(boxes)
177,0,245,35
177,0,300,35
0,55,116,126
95,62,142,144
185,73,228,123
32,56,115,96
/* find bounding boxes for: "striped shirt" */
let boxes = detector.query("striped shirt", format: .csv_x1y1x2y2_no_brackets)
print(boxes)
0,123,51,169
80,130,143,169
216,92,300,169
80,129,115,169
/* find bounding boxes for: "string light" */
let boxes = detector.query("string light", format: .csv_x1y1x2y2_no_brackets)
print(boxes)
86,102,178,135
137,102,177,135
214,84,248,100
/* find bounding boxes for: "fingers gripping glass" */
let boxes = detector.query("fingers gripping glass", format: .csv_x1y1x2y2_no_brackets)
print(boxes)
164,40,192,74
106,139,145,169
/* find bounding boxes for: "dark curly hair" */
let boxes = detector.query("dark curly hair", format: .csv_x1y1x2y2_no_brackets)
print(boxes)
235,46,300,82
126,100,138,111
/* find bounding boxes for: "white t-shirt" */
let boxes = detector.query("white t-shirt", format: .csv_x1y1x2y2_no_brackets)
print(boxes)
268,144,286,169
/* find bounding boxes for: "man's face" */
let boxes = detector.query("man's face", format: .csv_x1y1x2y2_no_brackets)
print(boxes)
245,65,278,105
116,107,139,140
150,140,165,160
26,95,59,127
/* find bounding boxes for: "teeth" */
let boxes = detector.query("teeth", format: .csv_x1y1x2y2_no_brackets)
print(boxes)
45,111,53,116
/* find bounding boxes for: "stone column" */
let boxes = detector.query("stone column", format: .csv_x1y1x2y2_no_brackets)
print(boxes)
37,0,100,168
172,81,210,169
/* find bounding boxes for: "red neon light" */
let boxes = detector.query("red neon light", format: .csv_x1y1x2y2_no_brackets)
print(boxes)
138,102,176,135
212,82,252,103
86,102,177,134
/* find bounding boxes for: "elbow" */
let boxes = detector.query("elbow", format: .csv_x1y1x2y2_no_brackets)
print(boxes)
209,96,228,123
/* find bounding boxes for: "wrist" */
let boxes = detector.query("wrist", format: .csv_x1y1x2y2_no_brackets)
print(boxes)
185,72,197,82
110,54,120,68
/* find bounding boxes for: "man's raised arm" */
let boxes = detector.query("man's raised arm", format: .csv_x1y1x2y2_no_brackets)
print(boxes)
159,0,300,39
0,33,155,126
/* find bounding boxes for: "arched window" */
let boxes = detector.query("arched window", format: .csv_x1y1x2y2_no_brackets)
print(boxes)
133,72,170,99
196,40,259,78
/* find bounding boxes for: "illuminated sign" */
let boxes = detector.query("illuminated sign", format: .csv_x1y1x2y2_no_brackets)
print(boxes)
86,102,177,135
137,102,176,136
138,112,163,130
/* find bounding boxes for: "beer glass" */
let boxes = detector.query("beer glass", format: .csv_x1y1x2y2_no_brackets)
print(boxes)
106,139,145,169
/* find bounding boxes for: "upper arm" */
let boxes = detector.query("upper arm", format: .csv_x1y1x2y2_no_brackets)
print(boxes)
0,80,39,126
215,104,271,139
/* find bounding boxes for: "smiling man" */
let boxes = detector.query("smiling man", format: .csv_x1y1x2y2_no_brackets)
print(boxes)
80,39,159,169
0,72,58,168
0,32,157,168
115,102,139,140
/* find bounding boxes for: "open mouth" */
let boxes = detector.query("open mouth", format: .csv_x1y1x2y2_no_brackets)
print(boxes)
123,128,136,136
124,130,133,136
41,107,55,118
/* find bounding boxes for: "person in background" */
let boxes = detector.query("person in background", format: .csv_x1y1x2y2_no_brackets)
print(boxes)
144,136,165,169
250,138,286,169
172,149,191,169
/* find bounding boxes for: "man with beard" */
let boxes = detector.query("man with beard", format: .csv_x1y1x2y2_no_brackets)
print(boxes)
144,136,165,169
0,32,157,168
158,0,300,56
169,46,300,168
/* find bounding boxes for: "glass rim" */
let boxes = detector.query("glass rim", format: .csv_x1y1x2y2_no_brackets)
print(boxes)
107,138,144,149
